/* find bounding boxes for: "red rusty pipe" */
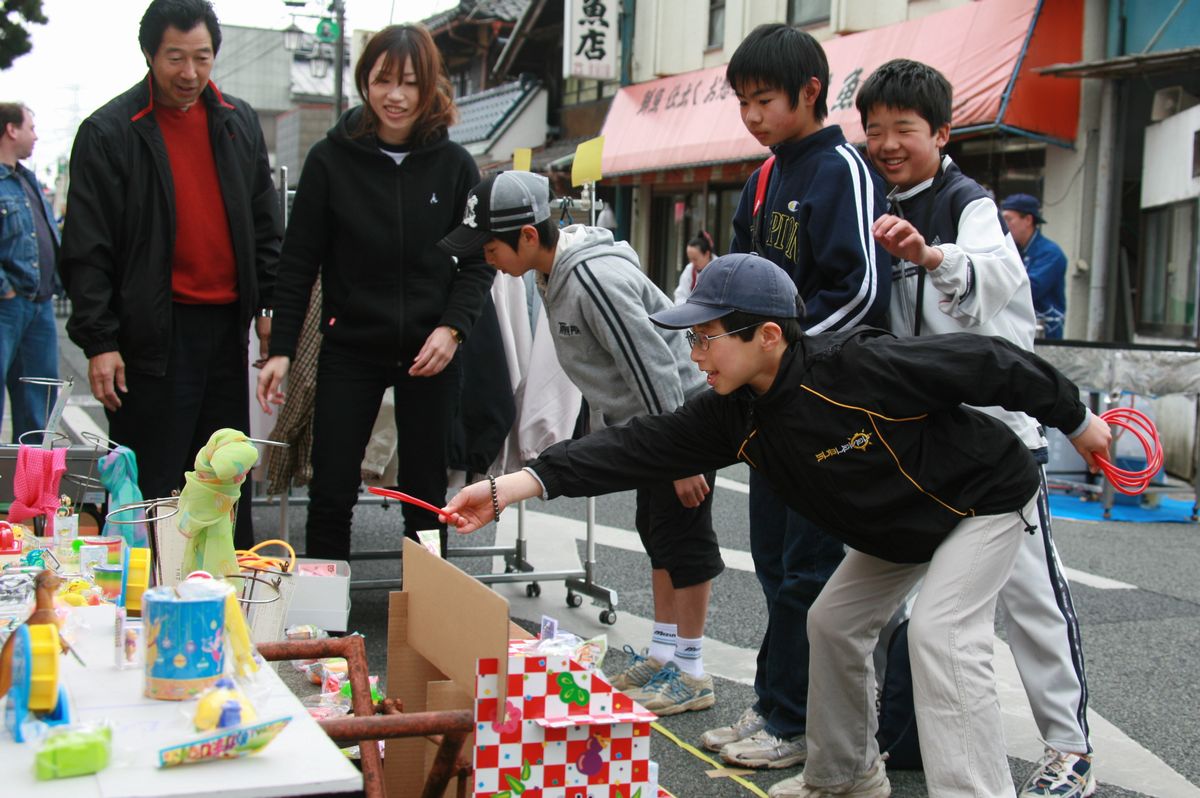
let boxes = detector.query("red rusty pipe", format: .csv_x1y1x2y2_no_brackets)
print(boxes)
257,638,475,798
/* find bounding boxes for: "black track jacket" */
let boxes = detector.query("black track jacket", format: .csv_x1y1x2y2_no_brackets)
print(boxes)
531,327,1088,563
60,77,282,375
269,107,491,365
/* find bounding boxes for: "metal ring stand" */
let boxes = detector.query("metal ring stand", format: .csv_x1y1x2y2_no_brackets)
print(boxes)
15,429,69,447
16,377,73,451
105,498,180,525
226,571,284,608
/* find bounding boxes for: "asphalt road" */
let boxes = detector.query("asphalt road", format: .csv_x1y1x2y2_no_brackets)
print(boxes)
47,312,1200,798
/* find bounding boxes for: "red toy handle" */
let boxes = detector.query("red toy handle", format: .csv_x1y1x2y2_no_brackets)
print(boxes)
367,486,445,516
1091,406,1163,496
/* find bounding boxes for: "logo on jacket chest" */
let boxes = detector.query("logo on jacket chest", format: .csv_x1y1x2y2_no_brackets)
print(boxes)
558,321,582,337
814,430,872,462
766,210,799,262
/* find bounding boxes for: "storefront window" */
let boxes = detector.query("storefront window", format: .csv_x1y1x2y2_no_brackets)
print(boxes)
708,0,725,49
563,77,619,105
705,186,742,256
788,0,831,27
1138,199,1198,340
650,191,705,294
647,185,743,296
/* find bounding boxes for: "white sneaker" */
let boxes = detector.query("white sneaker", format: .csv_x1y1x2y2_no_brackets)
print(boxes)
701,706,768,752
768,758,891,798
1018,747,1096,798
721,728,807,769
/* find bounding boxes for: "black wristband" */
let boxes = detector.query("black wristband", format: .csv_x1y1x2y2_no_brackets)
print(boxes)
487,475,501,523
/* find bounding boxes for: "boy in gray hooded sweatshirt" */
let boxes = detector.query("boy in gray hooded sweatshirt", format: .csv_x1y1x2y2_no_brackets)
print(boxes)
440,171,724,715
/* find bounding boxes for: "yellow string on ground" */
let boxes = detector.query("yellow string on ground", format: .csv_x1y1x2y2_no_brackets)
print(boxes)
651,721,770,798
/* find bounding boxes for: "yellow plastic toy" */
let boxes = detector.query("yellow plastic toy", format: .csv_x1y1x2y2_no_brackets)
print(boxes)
24,624,60,712
121,547,152,614
222,590,259,678
193,676,258,731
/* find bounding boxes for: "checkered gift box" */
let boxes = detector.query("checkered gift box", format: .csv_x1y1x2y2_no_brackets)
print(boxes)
473,640,660,798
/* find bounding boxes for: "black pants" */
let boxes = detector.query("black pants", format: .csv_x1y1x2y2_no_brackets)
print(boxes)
306,343,462,561
107,303,253,550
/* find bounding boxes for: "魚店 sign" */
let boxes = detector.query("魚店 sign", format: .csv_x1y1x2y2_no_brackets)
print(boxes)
563,0,618,81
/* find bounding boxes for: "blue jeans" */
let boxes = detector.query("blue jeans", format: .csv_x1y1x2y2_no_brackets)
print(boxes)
0,296,58,442
749,469,846,739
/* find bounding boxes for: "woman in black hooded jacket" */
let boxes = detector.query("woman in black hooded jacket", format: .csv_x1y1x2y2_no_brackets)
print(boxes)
257,24,492,559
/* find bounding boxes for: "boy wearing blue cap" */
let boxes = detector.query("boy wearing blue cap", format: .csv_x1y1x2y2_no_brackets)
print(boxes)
441,253,1111,798
440,170,724,716
1000,193,1067,339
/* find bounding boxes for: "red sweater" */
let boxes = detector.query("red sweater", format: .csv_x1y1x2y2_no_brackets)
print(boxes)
155,100,238,304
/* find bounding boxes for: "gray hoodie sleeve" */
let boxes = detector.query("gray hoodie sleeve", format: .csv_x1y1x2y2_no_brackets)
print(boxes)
570,260,688,421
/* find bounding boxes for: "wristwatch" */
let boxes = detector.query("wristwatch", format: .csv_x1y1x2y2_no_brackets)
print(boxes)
258,307,274,319
447,325,464,344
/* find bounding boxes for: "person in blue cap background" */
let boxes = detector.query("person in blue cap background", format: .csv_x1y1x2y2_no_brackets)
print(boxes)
1001,193,1068,339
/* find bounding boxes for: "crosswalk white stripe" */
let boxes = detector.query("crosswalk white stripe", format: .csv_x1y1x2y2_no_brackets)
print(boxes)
714,477,1135,589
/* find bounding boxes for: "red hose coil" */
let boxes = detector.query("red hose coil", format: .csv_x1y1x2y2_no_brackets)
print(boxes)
1092,406,1164,496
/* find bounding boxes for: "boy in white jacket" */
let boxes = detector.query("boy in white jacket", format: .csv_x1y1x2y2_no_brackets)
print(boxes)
859,59,1095,798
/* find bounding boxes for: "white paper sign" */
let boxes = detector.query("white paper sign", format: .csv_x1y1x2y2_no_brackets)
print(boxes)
564,0,618,81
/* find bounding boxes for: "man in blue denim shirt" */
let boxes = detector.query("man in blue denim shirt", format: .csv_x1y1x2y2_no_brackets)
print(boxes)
0,103,60,441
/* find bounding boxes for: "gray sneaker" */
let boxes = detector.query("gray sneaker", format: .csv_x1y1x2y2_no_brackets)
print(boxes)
608,645,666,692
636,662,716,715
721,729,807,769
767,757,890,797
701,706,768,752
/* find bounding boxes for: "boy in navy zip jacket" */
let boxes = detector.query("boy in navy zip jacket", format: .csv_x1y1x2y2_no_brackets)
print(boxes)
440,253,1113,798
713,23,891,780
859,59,1095,798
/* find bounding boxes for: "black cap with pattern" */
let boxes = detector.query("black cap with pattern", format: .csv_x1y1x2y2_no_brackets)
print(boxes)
438,171,552,256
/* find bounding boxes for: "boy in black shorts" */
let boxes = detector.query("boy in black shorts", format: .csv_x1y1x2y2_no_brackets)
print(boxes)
440,170,724,715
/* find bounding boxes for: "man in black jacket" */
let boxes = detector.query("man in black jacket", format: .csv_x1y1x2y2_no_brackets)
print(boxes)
59,0,282,547
442,253,1112,798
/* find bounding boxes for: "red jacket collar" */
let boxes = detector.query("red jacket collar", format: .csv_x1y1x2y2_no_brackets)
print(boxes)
131,74,234,122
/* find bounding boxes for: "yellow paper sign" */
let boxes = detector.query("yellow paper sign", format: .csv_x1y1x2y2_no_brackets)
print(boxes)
571,135,604,187
512,147,532,172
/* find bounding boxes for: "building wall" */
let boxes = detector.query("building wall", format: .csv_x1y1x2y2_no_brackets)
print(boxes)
276,106,336,187
1042,0,1107,341
1107,0,1200,56
621,0,1103,341
212,26,292,113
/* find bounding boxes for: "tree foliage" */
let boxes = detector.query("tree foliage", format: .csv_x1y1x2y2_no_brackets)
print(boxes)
0,0,48,70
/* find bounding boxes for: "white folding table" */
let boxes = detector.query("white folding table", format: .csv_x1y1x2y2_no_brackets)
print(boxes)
1,604,361,797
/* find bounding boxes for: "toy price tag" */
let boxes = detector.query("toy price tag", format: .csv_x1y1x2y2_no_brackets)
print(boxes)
157,716,292,767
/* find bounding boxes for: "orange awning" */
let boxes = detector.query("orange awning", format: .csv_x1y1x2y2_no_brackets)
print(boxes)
600,0,1081,176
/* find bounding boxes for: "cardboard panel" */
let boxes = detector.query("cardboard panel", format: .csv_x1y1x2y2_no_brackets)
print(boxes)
401,538,511,699
384,591,446,798
425,680,474,798
384,544,514,797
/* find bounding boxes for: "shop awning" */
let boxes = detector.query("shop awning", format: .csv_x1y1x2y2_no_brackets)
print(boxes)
600,0,1081,176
